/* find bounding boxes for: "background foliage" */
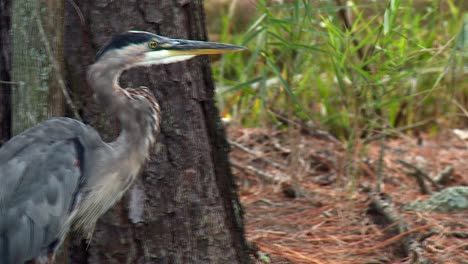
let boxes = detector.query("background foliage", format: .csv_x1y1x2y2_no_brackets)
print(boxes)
208,0,467,140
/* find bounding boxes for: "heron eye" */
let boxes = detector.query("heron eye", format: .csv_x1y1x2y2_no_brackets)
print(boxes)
148,40,158,49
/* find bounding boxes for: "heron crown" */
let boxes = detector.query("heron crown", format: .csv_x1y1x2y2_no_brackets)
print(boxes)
95,31,155,60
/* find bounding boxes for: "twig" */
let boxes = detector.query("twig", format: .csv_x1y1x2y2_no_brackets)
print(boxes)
230,159,291,184
434,166,453,185
0,80,24,86
452,97,468,118
269,109,339,143
258,199,283,207
66,0,85,25
397,160,441,193
362,119,434,144
229,140,287,170
35,4,81,120
405,169,431,195
271,138,291,154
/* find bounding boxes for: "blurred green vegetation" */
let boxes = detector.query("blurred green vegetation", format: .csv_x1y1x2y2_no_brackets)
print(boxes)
208,0,467,140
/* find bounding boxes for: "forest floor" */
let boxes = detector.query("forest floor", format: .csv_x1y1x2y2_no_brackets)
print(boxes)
228,127,468,264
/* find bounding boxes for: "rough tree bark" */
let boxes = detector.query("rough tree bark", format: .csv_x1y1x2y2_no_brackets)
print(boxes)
0,0,11,145
10,0,64,135
65,1,249,263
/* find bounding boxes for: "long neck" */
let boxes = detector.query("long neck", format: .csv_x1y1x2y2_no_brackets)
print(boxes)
87,58,127,117
87,58,160,158
71,56,161,235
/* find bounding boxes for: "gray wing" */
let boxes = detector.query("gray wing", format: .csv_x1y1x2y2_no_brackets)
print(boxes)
0,118,95,263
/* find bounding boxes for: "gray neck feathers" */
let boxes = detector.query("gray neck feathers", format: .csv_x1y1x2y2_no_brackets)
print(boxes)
72,53,161,235
87,55,161,157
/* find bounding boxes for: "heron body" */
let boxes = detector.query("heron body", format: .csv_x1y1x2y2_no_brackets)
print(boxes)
0,31,244,263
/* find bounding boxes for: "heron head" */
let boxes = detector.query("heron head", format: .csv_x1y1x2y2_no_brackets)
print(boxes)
95,31,246,67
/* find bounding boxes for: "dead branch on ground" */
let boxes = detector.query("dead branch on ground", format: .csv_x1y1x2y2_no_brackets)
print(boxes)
397,160,442,194
368,193,432,264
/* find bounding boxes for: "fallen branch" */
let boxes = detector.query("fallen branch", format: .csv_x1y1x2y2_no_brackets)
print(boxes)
404,168,431,195
449,231,468,239
434,166,453,185
368,193,431,264
397,160,441,194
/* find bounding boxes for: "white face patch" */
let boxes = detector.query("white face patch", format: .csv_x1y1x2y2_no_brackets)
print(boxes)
137,50,196,66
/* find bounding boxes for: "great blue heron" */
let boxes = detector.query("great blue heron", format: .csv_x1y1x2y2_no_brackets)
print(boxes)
0,30,245,264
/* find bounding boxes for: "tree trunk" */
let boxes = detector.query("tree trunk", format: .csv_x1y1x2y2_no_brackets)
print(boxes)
0,0,11,145
11,0,64,135
65,1,249,263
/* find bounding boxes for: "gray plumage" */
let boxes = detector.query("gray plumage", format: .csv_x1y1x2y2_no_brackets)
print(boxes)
0,118,91,263
0,30,244,263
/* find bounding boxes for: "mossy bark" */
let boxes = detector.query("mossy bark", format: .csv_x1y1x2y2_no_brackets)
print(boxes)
11,0,64,135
